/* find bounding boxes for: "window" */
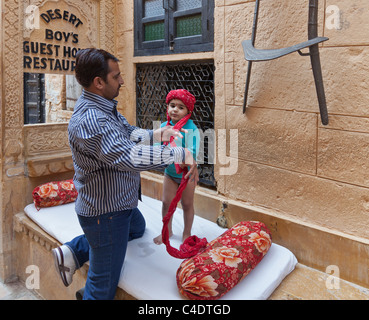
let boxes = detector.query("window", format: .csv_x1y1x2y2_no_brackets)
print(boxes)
24,73,45,124
134,0,214,56
24,72,82,124
136,61,216,187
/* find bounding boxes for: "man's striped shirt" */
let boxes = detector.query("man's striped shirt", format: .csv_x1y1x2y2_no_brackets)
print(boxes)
68,90,184,217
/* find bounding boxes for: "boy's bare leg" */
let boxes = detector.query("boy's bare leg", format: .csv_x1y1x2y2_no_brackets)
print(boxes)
181,175,196,242
153,175,178,245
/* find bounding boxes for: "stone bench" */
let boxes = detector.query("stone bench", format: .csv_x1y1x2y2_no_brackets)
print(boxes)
14,195,297,300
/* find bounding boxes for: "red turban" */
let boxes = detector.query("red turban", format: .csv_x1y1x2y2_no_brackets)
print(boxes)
166,89,196,112
165,89,196,132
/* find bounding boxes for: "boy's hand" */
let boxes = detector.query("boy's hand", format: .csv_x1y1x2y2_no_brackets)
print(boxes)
181,149,199,184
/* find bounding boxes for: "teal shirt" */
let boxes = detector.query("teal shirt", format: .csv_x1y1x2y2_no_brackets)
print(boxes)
161,119,200,179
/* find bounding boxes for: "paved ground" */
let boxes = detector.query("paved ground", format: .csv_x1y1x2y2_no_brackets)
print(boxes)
0,280,43,300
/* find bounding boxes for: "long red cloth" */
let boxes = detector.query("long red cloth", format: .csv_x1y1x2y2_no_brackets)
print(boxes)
161,138,207,259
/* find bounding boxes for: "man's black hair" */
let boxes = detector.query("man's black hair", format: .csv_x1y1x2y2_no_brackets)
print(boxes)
75,48,119,88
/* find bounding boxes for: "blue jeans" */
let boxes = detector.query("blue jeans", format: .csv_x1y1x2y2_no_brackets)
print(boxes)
65,208,146,300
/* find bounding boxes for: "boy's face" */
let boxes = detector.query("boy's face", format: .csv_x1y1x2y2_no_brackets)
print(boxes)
167,99,189,124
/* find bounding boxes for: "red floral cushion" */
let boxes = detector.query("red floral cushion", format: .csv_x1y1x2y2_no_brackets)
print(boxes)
32,179,78,210
176,221,272,300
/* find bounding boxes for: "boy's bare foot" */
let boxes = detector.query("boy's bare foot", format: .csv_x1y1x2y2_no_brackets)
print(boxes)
153,234,163,245
153,233,172,245
182,232,191,242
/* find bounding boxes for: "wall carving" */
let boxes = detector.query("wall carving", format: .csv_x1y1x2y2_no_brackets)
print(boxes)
4,0,23,132
4,128,23,163
25,124,70,155
24,124,73,177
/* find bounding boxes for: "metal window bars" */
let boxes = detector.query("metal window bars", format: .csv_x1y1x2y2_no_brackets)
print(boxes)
136,61,216,187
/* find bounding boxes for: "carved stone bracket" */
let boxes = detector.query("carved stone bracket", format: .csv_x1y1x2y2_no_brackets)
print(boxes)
26,152,74,177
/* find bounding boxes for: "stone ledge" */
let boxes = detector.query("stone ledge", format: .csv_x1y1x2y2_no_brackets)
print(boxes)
14,212,60,251
269,263,369,300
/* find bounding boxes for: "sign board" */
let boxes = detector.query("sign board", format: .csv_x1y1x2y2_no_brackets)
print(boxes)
23,1,94,74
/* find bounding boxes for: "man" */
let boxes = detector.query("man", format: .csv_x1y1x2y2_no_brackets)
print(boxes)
52,48,198,300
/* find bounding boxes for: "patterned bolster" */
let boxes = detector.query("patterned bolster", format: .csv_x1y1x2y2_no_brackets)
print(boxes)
176,221,272,300
32,179,78,210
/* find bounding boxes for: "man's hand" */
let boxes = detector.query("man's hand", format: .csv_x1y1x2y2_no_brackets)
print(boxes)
181,149,199,183
153,126,187,143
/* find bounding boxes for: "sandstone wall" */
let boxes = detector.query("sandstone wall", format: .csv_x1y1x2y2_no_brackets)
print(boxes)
214,0,369,239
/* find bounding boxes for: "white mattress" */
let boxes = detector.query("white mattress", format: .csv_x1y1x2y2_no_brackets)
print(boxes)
24,195,297,300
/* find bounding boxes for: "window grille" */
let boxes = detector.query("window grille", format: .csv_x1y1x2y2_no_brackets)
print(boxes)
136,61,216,187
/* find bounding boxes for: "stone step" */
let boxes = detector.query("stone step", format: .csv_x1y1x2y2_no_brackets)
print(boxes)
269,263,369,300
